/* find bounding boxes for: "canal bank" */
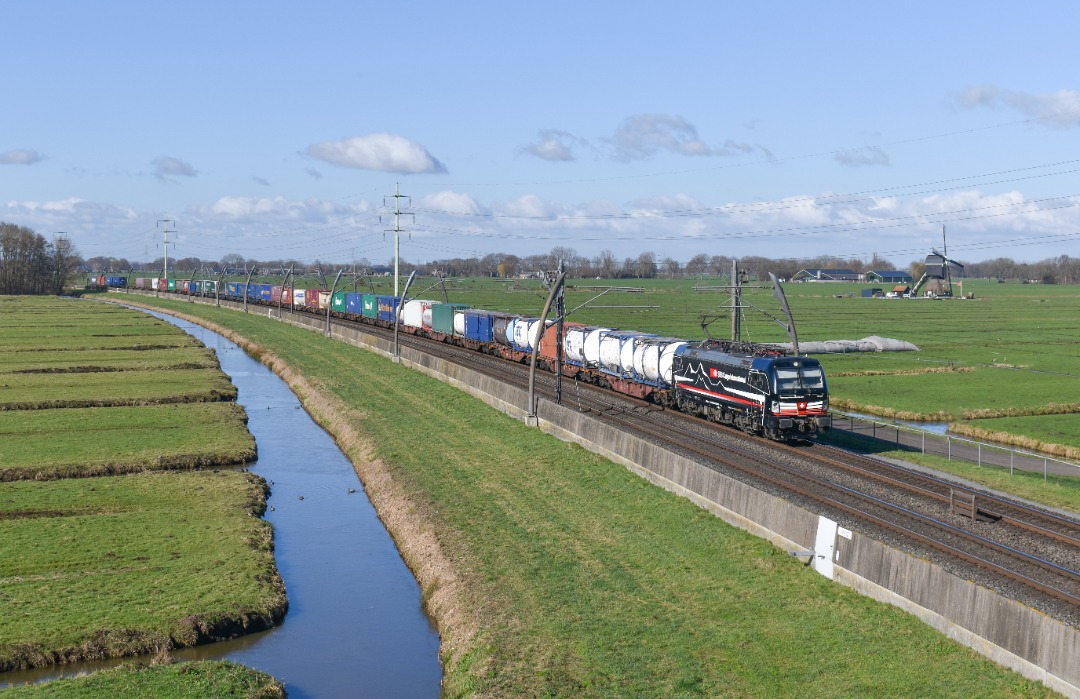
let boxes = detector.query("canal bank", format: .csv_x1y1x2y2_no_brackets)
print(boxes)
0,307,442,698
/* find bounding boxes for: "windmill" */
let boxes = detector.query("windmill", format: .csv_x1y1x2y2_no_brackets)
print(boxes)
910,226,964,298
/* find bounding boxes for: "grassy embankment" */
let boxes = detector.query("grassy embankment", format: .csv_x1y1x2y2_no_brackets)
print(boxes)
125,292,1061,698
0,661,283,699
0,296,283,692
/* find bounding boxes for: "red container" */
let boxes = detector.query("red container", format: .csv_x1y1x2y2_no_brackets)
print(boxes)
304,288,323,310
271,285,285,304
539,321,584,361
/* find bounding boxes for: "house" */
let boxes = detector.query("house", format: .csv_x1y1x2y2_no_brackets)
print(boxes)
792,268,861,282
865,270,913,284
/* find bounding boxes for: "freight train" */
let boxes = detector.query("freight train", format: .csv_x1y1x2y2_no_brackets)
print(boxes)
112,276,831,440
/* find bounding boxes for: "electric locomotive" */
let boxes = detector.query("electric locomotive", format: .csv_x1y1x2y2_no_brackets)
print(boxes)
672,340,830,440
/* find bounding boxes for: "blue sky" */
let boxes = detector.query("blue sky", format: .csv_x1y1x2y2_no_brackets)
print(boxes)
3,1,1079,269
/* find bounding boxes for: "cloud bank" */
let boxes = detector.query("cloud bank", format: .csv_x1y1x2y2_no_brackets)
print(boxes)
957,86,1080,128
305,133,447,174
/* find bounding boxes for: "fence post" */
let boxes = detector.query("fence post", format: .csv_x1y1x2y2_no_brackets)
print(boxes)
921,432,925,454
1045,457,1048,483
978,443,982,467
948,436,952,461
1010,450,1013,476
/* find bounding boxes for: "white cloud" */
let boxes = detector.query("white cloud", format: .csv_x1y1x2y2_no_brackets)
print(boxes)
609,114,763,162
152,156,198,181
0,149,44,165
957,86,1080,128
834,146,891,167
522,129,586,162
305,133,447,174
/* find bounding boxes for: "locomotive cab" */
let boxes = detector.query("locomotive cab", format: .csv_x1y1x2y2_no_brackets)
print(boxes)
765,357,831,436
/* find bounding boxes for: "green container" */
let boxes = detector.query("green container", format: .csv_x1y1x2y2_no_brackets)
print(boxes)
361,294,378,318
167,279,177,291
332,291,347,311
431,303,469,335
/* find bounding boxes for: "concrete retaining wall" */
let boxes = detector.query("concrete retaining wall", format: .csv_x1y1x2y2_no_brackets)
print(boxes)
145,296,1080,697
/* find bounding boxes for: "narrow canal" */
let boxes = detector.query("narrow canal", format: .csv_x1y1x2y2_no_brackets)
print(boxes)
1,309,443,698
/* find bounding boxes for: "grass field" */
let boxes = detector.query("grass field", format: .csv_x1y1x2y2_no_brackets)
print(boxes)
0,660,284,698
0,403,256,480
0,296,280,694
0,470,285,672
122,293,1062,698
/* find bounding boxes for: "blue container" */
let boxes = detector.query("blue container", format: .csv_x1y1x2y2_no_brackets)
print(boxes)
117,276,128,288
226,282,242,298
376,296,399,322
463,310,496,342
345,292,363,316
256,284,272,302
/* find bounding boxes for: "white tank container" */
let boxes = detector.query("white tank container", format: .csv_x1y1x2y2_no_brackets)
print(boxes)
564,326,589,364
583,327,610,368
620,333,655,377
598,331,625,373
421,304,433,329
453,310,467,336
633,338,688,385
513,317,535,350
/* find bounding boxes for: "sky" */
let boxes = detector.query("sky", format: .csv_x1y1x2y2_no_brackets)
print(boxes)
3,1,1080,270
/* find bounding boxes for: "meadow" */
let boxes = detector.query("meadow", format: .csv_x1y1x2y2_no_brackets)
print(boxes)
119,291,1067,697
0,296,281,696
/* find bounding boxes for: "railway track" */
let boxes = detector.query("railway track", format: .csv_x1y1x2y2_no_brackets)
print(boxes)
245,307,1080,625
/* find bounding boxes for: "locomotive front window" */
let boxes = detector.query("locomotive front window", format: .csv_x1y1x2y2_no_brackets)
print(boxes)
774,366,825,394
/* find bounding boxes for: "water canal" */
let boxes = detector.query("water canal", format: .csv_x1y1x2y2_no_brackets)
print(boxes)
0,309,442,698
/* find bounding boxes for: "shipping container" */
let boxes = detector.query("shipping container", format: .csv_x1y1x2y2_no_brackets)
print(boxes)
401,299,435,329
463,310,496,342
292,288,306,307
631,337,688,386
376,295,399,322
345,292,363,316
431,303,469,335
135,278,146,289
318,291,331,311
180,280,191,293
361,294,378,318
304,288,322,310
539,321,585,362
453,310,467,336
167,279,177,292
331,291,348,313
599,330,654,377
492,313,516,346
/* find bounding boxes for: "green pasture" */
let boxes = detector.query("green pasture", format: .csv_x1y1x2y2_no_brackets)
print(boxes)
0,470,285,671
0,296,274,692
0,403,256,480
0,661,284,699
124,293,1058,698
0,367,237,410
0,347,220,375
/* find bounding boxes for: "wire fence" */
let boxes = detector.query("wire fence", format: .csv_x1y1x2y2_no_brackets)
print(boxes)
832,412,1080,481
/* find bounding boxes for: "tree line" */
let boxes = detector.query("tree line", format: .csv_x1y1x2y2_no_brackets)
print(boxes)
84,246,1080,285
0,222,81,295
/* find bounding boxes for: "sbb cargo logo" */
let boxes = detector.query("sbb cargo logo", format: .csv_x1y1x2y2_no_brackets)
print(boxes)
709,368,720,379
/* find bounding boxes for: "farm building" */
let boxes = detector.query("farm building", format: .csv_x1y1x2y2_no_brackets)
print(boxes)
865,270,913,284
792,268,861,282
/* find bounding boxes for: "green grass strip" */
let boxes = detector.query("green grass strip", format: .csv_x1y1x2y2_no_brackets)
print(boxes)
0,403,256,480
126,296,1057,698
0,471,285,671
0,660,284,698
0,368,237,410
